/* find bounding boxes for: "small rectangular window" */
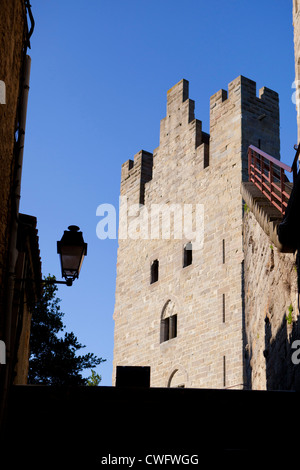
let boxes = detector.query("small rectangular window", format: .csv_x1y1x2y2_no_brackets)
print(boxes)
183,242,192,267
151,259,159,284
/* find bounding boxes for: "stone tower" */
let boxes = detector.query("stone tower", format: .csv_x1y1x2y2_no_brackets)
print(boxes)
113,76,280,388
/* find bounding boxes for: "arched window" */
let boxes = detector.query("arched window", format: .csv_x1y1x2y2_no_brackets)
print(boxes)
168,368,187,388
160,300,177,343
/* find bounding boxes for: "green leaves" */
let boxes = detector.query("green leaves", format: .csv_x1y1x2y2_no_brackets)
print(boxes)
286,304,293,325
87,370,102,386
28,274,105,386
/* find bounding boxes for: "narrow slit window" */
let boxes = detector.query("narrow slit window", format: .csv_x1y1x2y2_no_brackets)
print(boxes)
183,242,192,267
223,356,226,387
222,239,225,264
151,259,159,284
160,317,169,343
223,294,226,323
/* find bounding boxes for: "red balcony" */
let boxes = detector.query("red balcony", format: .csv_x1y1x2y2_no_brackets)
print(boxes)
248,145,298,215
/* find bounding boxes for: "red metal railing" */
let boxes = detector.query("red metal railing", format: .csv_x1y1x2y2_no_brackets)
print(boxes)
248,145,298,215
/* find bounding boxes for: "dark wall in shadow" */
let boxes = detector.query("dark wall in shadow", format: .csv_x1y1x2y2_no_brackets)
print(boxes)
264,284,300,390
243,209,299,391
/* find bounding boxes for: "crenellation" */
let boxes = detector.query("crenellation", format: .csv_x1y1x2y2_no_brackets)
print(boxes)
166,79,189,112
210,89,228,109
239,75,257,95
258,86,279,102
120,159,134,181
120,150,153,204
196,141,209,169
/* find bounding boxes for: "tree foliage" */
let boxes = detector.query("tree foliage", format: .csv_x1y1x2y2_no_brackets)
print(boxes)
28,275,105,386
86,369,102,386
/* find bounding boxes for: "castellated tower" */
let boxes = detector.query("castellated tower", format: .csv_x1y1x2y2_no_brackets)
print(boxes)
113,76,280,388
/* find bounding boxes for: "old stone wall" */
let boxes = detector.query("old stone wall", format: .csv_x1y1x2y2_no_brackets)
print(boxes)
293,0,300,143
243,209,300,390
0,0,27,322
113,76,280,389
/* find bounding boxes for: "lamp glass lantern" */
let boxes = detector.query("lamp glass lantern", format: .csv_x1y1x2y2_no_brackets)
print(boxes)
57,225,87,284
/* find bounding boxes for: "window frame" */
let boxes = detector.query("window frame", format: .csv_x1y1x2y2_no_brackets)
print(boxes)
183,242,192,268
150,259,159,284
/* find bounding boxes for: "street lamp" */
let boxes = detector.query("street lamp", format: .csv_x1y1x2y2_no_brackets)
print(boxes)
57,225,88,286
16,225,87,287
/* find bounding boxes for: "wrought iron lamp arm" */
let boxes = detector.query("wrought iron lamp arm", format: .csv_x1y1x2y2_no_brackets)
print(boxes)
15,278,73,286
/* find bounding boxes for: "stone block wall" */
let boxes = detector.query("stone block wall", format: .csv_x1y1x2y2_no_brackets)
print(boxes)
243,209,300,390
293,0,300,143
0,0,27,322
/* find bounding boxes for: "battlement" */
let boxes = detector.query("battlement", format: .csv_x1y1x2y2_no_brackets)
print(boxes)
167,79,189,106
159,79,209,157
210,75,279,111
258,86,279,101
294,0,299,19
210,75,280,179
119,75,279,204
120,150,153,204
166,79,190,117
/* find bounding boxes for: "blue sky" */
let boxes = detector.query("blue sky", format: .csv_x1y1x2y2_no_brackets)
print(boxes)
20,0,297,386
